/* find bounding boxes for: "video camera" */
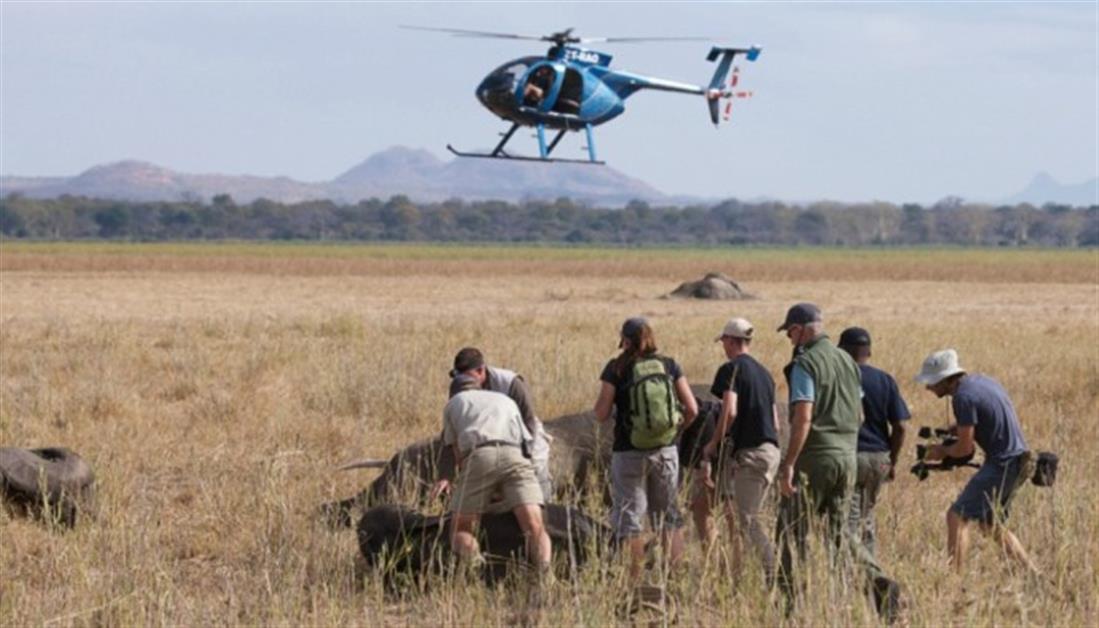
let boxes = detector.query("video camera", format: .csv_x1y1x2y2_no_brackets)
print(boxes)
910,426,979,481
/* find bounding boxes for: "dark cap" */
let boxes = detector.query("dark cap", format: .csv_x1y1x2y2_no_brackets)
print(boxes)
619,317,648,348
776,302,822,332
450,347,485,378
839,326,872,347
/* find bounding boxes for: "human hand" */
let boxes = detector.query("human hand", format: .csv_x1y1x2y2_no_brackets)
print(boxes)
697,462,715,490
778,463,796,498
925,444,946,462
887,464,896,482
702,441,717,463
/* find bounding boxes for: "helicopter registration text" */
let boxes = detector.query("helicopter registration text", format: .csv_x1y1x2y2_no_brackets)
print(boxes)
563,47,611,66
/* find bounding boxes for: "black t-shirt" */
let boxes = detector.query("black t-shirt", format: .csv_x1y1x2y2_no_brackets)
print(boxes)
857,363,911,453
709,353,778,453
600,354,684,452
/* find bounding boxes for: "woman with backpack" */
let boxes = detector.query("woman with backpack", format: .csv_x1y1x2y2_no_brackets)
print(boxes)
594,317,699,581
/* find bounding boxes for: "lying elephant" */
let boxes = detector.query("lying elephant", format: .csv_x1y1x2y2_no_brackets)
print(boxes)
321,410,613,526
0,447,96,527
322,386,729,526
357,502,608,586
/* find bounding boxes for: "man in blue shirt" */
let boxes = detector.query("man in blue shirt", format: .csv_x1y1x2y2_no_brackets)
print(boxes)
916,348,1037,575
839,327,910,559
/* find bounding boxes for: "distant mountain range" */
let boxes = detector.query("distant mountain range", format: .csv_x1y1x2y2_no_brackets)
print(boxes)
0,146,668,207
1000,172,1097,207
1,147,1094,207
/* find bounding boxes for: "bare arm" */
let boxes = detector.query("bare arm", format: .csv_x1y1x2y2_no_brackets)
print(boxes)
773,403,781,436
704,390,737,460
594,382,616,423
779,401,812,497
927,425,974,461
675,376,699,429
887,420,907,468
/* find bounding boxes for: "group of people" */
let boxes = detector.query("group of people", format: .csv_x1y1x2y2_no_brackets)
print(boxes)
430,302,1038,618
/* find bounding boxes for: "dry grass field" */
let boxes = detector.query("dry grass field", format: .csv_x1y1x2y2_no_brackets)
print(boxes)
1,242,1096,626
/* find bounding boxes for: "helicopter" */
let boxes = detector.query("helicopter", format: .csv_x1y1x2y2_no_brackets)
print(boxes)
404,26,761,165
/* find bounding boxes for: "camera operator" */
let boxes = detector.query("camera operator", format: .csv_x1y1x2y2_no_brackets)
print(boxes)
838,327,910,559
915,349,1037,575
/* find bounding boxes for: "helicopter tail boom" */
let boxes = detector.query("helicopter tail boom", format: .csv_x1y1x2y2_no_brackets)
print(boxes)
706,46,761,125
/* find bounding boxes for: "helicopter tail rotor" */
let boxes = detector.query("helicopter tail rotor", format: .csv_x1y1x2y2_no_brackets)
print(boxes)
705,46,761,126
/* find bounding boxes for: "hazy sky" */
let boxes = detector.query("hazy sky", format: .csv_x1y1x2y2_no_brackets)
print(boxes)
1,2,1095,203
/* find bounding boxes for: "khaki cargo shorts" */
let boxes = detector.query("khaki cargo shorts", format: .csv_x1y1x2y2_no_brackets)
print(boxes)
610,446,683,538
451,444,544,515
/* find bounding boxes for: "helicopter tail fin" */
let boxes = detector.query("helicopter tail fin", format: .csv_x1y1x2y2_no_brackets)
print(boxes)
706,46,760,125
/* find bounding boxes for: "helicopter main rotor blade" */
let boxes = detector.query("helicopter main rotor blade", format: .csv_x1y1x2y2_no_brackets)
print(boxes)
401,25,709,45
398,25,549,41
578,36,710,44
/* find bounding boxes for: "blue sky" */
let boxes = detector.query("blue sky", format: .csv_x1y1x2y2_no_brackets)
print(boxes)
1,2,1095,203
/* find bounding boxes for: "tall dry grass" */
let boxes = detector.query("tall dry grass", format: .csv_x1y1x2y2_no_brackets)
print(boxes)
1,245,1096,626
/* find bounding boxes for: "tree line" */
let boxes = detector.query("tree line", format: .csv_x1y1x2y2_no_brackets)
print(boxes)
1,193,1096,246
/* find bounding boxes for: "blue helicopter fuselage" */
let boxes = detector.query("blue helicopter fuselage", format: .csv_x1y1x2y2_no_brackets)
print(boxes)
475,47,696,132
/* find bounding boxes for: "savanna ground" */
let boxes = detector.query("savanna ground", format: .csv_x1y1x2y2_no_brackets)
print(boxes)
1,242,1096,626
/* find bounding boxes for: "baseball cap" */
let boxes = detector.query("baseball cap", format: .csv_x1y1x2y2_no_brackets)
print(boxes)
839,326,872,347
450,347,485,377
776,302,822,332
715,317,754,341
619,317,648,348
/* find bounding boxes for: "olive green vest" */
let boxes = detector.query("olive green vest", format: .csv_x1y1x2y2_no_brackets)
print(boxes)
786,334,861,456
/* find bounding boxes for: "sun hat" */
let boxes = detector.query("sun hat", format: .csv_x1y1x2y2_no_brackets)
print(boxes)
776,302,822,332
914,348,966,385
715,317,754,341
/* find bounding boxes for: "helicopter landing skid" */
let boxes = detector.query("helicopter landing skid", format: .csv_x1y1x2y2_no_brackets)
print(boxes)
446,145,605,165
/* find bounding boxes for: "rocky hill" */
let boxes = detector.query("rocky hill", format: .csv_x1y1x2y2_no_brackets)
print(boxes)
1,147,666,206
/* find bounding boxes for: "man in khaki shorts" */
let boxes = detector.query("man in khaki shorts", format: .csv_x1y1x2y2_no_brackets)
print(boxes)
700,317,782,580
431,374,551,573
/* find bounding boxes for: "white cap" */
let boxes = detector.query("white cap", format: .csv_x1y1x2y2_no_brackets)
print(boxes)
915,349,966,385
715,317,754,342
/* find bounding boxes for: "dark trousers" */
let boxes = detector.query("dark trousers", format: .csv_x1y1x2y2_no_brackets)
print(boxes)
776,453,885,605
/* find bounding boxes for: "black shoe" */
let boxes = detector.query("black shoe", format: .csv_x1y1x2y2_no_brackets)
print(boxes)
871,576,906,625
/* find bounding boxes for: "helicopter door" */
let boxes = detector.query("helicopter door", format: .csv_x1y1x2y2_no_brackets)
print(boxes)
552,68,583,115
522,65,558,109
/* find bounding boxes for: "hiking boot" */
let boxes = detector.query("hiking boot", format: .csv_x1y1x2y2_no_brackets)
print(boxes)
1014,451,1037,493
871,576,906,625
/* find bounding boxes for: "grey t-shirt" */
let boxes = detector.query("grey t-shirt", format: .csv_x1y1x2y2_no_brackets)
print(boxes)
952,374,1027,462
442,389,532,458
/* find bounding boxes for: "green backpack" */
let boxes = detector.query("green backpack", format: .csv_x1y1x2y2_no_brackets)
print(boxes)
628,357,682,449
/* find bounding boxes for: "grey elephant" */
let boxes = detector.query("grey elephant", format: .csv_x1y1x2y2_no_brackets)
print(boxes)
1,447,96,528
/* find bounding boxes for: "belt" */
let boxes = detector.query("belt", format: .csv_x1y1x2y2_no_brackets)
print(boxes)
474,440,520,450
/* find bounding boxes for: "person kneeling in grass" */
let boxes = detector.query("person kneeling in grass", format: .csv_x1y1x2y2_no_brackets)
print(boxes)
432,373,551,577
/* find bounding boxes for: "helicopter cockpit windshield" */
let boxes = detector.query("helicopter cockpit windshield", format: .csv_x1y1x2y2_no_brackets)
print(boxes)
477,56,542,113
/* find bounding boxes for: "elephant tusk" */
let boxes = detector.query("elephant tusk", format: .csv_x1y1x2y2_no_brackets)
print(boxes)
337,458,388,471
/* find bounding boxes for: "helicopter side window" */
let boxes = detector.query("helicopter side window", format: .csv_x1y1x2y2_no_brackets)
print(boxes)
523,65,557,107
552,68,583,115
